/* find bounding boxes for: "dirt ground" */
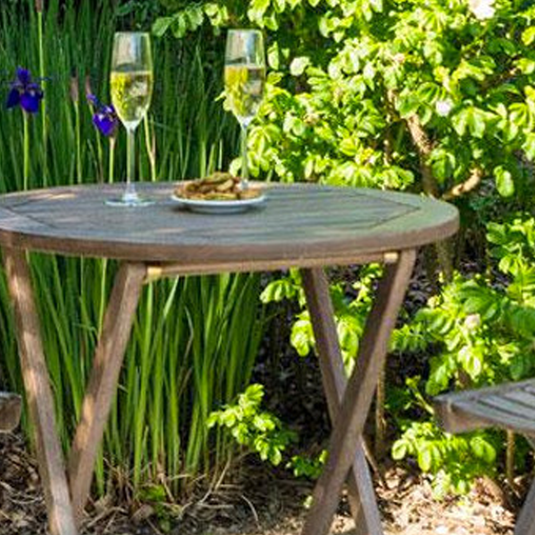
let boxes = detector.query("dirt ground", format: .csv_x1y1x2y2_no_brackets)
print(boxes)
0,432,516,535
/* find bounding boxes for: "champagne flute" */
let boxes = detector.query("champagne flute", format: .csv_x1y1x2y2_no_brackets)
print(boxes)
108,32,154,206
224,29,265,189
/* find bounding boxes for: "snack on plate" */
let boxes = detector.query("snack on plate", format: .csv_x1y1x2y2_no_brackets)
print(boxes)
175,172,262,201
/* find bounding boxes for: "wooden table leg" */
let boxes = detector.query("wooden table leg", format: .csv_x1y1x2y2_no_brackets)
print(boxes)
68,262,146,524
3,247,78,535
301,249,417,535
301,268,381,535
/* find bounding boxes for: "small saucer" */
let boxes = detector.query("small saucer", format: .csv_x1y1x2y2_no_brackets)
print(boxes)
170,192,266,214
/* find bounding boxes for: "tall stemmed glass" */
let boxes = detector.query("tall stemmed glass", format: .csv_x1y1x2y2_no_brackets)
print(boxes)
108,32,154,206
224,29,265,189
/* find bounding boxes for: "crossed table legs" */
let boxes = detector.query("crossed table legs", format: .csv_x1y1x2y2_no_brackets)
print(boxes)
3,246,416,535
4,249,146,535
301,249,416,535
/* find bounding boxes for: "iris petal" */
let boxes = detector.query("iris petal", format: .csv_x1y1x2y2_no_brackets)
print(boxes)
93,114,117,137
27,83,43,96
7,68,43,113
6,88,20,109
16,67,31,85
20,92,41,113
87,93,99,107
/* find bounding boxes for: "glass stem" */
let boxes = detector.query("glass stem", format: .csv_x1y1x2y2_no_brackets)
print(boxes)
240,122,249,188
23,113,29,191
125,127,137,200
109,137,116,184
37,9,48,186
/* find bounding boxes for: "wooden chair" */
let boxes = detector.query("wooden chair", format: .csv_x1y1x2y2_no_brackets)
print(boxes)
435,378,535,535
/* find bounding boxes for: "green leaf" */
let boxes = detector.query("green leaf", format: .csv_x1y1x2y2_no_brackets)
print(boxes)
291,316,314,357
470,436,496,463
172,15,187,38
517,58,535,75
245,384,265,405
369,0,383,11
260,278,297,303
268,43,280,70
452,108,469,136
397,95,420,118
185,6,204,29
248,0,271,22
510,353,534,380
152,16,175,38
494,166,515,197
416,82,441,105
523,133,535,160
509,103,530,129
290,56,311,76
522,27,535,46
467,108,487,138
418,446,433,472
269,448,283,465
391,439,408,460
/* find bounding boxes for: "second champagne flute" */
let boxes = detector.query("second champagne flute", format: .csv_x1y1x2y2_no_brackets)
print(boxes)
224,29,265,190
108,31,153,207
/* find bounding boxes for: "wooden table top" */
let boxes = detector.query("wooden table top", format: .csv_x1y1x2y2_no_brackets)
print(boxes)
0,183,458,268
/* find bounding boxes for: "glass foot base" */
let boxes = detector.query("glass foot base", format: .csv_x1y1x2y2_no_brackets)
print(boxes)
105,193,154,207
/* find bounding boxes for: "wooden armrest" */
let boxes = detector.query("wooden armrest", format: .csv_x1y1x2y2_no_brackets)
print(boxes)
435,378,535,435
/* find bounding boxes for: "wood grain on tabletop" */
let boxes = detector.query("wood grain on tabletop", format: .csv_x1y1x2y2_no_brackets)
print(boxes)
0,183,458,266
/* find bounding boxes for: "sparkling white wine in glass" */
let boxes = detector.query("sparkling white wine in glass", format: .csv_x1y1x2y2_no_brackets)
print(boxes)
107,32,154,207
224,64,265,125
110,68,153,129
224,30,265,189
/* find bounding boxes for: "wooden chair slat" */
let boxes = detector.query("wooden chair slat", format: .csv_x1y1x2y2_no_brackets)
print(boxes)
479,395,535,419
502,389,535,408
434,378,535,535
521,384,535,396
454,400,535,433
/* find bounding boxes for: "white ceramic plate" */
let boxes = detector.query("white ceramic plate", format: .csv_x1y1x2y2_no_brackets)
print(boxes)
171,192,266,214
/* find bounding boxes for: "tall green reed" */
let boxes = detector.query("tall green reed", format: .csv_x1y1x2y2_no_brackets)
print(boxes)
0,0,261,500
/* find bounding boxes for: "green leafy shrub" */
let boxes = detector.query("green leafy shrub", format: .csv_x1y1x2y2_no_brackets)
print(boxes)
157,1,535,207
153,0,535,496
257,214,535,494
289,449,328,479
208,382,329,480
208,384,296,466
392,214,535,493
392,421,497,497
260,266,380,372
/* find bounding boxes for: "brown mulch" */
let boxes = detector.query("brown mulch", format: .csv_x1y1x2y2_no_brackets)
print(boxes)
0,432,516,535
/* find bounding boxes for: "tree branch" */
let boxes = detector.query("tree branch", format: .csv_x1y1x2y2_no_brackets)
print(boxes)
386,90,453,280
386,89,440,197
442,167,483,201
404,114,440,198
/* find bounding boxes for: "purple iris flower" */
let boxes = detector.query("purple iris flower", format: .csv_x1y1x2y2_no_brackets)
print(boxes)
87,94,119,138
6,67,44,114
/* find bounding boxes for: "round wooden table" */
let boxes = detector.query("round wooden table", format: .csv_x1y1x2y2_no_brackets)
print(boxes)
0,183,458,535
